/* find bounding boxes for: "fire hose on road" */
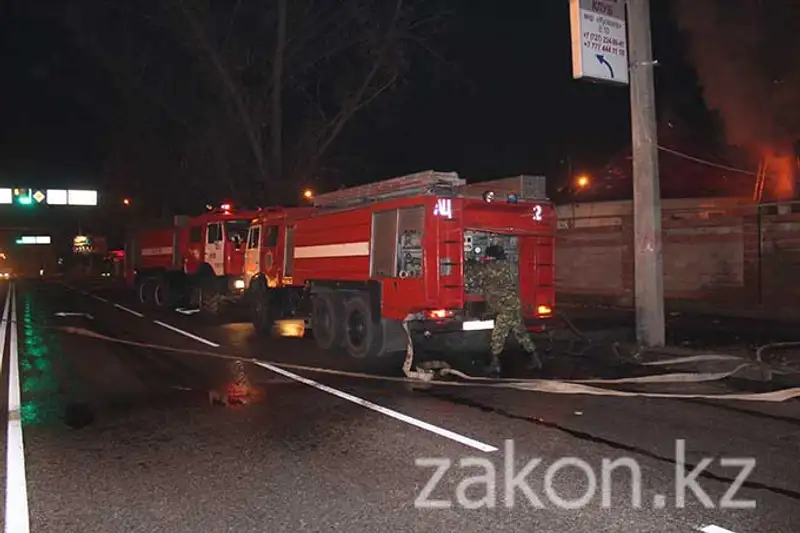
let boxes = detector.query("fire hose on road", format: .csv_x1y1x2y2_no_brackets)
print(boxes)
52,325,800,403
400,314,795,384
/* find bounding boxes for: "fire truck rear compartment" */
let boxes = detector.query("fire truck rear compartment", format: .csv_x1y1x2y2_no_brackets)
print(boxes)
405,230,547,356
462,230,519,318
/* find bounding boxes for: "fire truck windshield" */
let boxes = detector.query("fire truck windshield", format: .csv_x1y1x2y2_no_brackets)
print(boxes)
224,219,250,243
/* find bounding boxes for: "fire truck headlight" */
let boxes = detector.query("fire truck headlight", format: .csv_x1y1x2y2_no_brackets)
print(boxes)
483,191,495,203
233,279,246,290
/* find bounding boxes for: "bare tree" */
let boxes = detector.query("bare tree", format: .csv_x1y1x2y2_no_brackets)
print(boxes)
61,0,449,204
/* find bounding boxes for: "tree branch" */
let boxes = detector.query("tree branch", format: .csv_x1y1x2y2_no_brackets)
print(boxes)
312,0,405,161
175,0,269,181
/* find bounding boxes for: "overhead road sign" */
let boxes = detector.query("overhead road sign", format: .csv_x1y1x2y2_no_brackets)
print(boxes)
46,189,67,204
16,236,51,245
13,189,33,205
569,0,629,85
0,188,98,205
67,190,97,206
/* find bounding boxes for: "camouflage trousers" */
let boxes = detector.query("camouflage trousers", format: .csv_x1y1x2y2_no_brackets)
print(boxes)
490,308,537,356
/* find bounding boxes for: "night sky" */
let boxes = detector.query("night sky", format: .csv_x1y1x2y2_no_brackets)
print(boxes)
0,1,772,213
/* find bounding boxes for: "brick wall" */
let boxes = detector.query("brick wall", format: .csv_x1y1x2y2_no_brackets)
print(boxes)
555,198,800,310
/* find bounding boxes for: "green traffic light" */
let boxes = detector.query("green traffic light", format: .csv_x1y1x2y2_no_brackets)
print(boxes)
17,196,32,205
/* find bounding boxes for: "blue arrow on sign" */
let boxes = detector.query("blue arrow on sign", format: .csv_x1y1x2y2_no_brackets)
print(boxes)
596,54,615,78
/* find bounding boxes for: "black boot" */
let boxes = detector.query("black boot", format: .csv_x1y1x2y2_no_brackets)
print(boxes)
526,350,543,370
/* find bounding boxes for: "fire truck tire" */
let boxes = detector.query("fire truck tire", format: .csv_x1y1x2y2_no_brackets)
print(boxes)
341,295,382,359
152,278,169,308
189,286,201,307
252,290,277,336
200,279,221,315
311,292,344,350
201,291,221,315
138,280,153,306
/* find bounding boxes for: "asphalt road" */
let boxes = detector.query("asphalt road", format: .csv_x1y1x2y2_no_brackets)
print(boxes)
0,278,796,532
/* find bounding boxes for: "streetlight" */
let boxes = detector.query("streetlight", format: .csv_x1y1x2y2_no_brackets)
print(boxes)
302,189,314,200
576,175,590,189
123,198,131,206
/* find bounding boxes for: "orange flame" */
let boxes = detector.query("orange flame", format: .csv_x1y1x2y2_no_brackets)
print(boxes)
759,148,796,201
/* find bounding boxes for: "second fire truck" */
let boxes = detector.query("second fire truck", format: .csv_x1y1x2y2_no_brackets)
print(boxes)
243,171,556,359
124,204,257,314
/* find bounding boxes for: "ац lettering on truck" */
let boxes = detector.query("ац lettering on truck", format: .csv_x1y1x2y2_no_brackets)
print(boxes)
245,171,555,360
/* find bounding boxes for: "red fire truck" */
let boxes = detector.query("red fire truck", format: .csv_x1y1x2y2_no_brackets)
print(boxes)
124,204,257,314
244,171,556,359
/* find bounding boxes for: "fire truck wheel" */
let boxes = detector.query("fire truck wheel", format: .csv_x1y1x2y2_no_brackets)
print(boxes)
311,292,344,350
201,290,221,315
138,280,153,306
152,279,169,308
341,295,382,359
252,291,276,336
200,279,221,315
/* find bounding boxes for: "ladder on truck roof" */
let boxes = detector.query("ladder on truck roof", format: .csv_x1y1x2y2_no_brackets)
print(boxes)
312,170,466,208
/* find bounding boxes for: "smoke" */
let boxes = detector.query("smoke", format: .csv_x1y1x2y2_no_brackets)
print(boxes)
674,0,800,199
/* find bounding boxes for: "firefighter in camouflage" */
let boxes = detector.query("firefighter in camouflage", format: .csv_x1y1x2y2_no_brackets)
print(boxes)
465,244,542,374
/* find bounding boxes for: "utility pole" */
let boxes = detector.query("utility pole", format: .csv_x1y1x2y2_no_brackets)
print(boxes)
627,0,665,347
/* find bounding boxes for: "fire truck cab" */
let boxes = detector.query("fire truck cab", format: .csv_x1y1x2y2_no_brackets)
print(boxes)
246,171,556,359
243,207,316,290
125,204,257,314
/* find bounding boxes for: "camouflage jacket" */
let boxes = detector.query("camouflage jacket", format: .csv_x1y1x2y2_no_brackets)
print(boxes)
464,260,520,312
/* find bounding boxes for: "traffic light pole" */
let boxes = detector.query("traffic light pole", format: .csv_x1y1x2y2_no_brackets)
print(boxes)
627,0,665,347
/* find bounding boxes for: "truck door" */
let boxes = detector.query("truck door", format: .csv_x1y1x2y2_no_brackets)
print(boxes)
184,224,204,274
260,224,280,286
244,224,260,288
205,222,224,275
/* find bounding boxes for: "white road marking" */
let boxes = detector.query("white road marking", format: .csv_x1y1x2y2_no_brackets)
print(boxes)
92,295,107,303
175,308,200,315
6,283,30,533
153,320,220,347
114,303,144,318
0,284,11,358
53,312,94,319
700,526,738,533
255,361,498,453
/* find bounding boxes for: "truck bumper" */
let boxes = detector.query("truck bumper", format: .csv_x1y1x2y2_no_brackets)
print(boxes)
407,316,553,354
